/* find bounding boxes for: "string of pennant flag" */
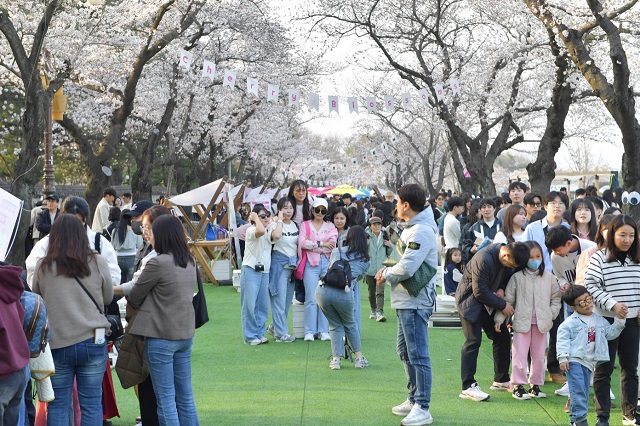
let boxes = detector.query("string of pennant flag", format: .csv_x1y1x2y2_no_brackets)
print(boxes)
179,50,462,114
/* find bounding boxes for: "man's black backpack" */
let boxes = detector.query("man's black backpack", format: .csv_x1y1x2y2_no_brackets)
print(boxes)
323,248,352,290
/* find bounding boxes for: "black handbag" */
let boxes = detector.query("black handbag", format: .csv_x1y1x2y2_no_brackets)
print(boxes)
193,269,209,329
74,276,124,342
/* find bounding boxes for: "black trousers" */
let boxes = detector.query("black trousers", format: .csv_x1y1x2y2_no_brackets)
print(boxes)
594,317,640,420
460,308,511,390
546,308,564,374
139,375,159,426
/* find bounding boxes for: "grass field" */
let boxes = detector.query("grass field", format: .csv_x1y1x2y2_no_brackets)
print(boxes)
108,284,624,426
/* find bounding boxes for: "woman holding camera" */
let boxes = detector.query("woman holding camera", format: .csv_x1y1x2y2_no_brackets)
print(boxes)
241,205,275,345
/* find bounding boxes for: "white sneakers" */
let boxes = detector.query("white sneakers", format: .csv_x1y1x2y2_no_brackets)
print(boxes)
392,399,414,416
400,404,433,426
489,381,511,392
304,333,314,341
459,382,490,401
555,382,570,396
320,332,331,341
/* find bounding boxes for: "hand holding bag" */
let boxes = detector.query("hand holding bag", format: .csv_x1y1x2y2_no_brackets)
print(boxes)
383,239,437,297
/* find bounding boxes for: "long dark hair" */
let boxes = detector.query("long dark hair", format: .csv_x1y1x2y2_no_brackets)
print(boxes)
445,247,463,272
117,209,131,243
605,215,640,263
570,198,597,241
287,180,311,221
500,205,526,243
344,226,369,261
38,214,94,278
152,215,194,268
595,214,616,248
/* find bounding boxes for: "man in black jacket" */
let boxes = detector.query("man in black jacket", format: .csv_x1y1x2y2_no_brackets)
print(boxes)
35,194,60,238
455,242,529,402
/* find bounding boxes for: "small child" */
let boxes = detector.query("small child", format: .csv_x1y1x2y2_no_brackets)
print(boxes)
494,241,562,399
443,248,463,296
556,285,625,426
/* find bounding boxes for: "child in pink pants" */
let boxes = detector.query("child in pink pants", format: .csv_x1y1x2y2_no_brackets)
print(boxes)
494,241,562,400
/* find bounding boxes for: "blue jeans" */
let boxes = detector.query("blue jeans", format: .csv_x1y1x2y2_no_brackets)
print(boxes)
316,285,361,357
303,256,329,335
0,366,27,426
269,253,294,337
146,338,199,426
117,255,136,283
240,265,270,342
397,309,433,410
49,338,107,426
567,362,591,423
17,364,30,426
352,281,361,341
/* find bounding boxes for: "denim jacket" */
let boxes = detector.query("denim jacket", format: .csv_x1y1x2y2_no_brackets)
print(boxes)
556,311,625,367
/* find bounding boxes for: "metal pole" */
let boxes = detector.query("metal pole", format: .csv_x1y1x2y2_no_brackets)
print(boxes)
42,101,55,197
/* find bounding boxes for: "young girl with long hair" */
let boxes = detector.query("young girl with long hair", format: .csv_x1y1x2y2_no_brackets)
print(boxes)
584,215,640,424
316,226,371,370
494,241,562,400
569,198,597,241
494,205,528,244
444,247,464,296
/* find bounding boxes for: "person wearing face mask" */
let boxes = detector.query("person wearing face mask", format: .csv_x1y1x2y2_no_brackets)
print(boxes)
493,241,562,400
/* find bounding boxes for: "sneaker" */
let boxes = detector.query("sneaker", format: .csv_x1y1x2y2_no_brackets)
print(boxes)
376,311,387,322
610,389,616,400
564,397,570,413
392,399,414,416
245,338,261,345
259,337,268,344
292,299,304,305
528,384,546,398
266,324,275,337
595,417,609,426
549,372,567,384
459,382,490,402
320,332,331,341
304,333,315,341
571,419,588,426
622,416,639,426
369,310,377,319
555,382,570,396
400,404,433,426
489,381,511,392
512,385,532,400
329,358,341,370
275,334,295,343
355,356,369,368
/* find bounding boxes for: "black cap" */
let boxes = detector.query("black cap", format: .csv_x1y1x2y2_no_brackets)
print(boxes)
123,200,155,218
45,194,59,202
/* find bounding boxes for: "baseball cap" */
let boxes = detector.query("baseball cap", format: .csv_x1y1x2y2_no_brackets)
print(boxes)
45,194,59,202
123,200,155,218
369,216,382,224
312,198,328,209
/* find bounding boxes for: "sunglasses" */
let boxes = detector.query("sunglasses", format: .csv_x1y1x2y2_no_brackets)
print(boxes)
573,296,593,308
314,207,327,215
529,202,542,207
258,213,271,219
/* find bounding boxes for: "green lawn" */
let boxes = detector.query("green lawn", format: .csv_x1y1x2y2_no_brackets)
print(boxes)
109,284,623,426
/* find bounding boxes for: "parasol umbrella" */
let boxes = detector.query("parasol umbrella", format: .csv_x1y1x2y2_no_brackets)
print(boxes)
324,184,365,196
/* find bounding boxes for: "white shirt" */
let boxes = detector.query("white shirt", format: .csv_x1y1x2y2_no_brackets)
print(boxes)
243,225,273,273
92,198,112,232
26,227,121,287
443,213,461,249
270,221,298,258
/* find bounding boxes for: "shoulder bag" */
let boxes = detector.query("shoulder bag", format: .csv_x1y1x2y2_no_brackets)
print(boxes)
73,276,124,342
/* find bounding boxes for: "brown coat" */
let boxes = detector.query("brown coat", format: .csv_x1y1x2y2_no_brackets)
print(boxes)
127,254,196,340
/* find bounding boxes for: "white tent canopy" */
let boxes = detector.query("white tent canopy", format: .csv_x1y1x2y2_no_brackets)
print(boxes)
169,179,225,206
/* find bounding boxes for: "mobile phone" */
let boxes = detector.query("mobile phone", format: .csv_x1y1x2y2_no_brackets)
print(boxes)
94,328,106,345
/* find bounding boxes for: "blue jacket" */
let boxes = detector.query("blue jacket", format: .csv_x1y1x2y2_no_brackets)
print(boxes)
328,247,370,285
556,312,625,367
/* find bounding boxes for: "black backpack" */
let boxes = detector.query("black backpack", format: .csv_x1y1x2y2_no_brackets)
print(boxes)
323,248,352,290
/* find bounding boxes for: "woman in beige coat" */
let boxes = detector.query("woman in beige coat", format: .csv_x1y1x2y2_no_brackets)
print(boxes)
494,241,562,400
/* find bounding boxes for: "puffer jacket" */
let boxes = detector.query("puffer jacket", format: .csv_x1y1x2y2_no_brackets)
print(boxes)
365,228,392,276
494,269,561,333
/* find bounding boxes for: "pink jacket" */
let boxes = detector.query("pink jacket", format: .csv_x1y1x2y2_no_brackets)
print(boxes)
298,220,338,266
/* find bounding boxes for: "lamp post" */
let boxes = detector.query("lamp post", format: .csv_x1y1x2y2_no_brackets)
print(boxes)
40,73,67,197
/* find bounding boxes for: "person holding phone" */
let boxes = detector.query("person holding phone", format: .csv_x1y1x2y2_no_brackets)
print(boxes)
240,205,274,345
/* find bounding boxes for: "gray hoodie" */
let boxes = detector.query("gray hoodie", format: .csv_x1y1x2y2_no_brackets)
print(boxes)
382,207,438,309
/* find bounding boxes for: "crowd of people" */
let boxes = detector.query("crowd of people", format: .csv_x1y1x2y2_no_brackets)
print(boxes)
3,180,640,426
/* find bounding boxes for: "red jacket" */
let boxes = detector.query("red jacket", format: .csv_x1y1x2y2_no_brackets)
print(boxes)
0,264,30,380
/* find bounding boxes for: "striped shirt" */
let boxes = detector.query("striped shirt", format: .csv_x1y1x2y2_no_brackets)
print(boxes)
584,249,640,318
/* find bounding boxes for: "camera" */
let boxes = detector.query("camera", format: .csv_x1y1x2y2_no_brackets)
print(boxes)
254,263,265,272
